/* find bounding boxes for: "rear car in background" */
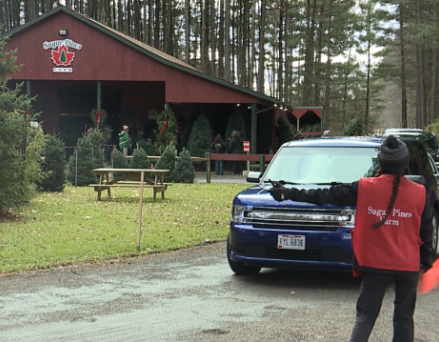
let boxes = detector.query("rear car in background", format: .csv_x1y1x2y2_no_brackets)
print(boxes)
227,137,439,275
384,128,439,163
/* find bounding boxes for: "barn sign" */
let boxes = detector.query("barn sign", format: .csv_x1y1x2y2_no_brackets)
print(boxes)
43,39,82,73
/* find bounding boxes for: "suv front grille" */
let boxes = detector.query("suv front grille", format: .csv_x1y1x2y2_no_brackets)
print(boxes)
245,207,354,231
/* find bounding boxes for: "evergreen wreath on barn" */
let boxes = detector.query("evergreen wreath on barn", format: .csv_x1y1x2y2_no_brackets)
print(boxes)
90,108,108,127
155,109,178,154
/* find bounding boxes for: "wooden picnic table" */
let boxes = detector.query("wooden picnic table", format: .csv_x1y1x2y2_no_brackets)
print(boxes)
90,168,171,201
90,168,171,252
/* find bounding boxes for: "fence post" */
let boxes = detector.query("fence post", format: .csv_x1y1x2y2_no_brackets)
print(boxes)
205,152,211,183
75,145,78,188
260,154,265,174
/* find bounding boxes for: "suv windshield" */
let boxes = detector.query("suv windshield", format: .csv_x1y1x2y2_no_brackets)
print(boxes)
263,146,380,184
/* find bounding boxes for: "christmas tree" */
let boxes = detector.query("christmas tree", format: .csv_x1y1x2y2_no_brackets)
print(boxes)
172,148,196,183
225,108,247,142
130,148,151,169
38,134,66,191
155,145,176,182
0,35,45,211
187,114,213,158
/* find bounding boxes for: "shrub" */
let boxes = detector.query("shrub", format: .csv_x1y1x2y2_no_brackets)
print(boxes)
67,136,97,186
172,148,196,183
130,148,151,169
87,128,105,169
155,145,176,182
187,114,213,157
181,107,201,150
342,117,364,136
225,108,247,142
38,134,66,191
111,148,129,179
139,139,159,156
0,36,45,211
277,117,296,146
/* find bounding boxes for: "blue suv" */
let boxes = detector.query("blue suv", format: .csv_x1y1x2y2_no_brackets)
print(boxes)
227,137,439,275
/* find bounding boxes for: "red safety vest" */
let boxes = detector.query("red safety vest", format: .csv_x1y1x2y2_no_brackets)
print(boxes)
352,174,425,273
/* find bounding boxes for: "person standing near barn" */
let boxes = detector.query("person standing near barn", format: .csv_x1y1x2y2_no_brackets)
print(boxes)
229,131,243,175
211,134,226,175
119,125,132,156
267,136,433,342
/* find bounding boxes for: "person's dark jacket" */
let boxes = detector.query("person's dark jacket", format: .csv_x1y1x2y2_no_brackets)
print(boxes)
229,137,242,154
211,140,225,153
268,181,434,273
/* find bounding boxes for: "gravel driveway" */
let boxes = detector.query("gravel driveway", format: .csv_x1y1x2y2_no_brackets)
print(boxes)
1,241,439,342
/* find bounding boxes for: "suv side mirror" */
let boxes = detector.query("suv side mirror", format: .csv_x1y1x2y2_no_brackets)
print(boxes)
405,175,426,185
247,171,262,183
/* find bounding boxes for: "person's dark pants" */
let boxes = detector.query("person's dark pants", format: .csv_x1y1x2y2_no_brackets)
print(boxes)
349,271,419,342
215,160,223,175
233,161,240,175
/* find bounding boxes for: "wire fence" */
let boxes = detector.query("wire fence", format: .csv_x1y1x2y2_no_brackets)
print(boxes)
65,144,117,188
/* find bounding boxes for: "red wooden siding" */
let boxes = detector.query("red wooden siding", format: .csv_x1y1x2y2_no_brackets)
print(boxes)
7,11,272,106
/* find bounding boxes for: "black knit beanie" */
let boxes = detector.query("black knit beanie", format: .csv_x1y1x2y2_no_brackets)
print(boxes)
378,136,409,173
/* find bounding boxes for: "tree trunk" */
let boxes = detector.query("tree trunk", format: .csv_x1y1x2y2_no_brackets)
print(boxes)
249,1,256,90
147,0,153,45
342,50,352,130
303,0,315,106
278,1,284,101
224,0,231,81
399,5,408,128
154,0,160,49
164,0,174,55
201,0,209,73
210,0,216,75
365,39,371,135
117,0,124,33
185,0,191,64
323,0,332,130
416,0,426,127
257,0,266,93
218,0,225,78
431,2,438,124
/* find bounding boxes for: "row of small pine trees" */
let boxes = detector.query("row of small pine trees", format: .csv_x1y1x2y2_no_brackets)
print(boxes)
37,127,196,191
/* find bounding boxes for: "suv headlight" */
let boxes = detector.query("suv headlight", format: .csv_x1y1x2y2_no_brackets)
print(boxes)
339,209,356,228
231,205,253,223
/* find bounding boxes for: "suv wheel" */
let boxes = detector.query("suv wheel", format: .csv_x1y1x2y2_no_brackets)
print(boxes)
227,237,261,275
433,210,439,255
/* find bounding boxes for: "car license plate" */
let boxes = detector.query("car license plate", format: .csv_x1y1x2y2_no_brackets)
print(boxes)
278,234,305,250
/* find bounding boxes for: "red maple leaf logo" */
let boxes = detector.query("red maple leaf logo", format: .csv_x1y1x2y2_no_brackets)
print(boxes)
51,45,75,66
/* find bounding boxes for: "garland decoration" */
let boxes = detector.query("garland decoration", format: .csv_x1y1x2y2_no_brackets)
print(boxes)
155,109,178,154
90,108,108,127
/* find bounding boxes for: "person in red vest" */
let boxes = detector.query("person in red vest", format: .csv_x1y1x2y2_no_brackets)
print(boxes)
268,136,433,342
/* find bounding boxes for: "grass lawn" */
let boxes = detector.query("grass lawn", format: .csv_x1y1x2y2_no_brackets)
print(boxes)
0,183,250,275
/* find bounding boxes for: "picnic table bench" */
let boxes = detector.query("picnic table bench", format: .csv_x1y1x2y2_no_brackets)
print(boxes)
89,168,171,201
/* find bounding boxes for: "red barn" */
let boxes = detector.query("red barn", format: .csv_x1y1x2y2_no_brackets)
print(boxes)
3,6,283,154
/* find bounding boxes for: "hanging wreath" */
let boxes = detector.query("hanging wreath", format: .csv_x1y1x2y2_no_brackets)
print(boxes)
90,108,108,127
